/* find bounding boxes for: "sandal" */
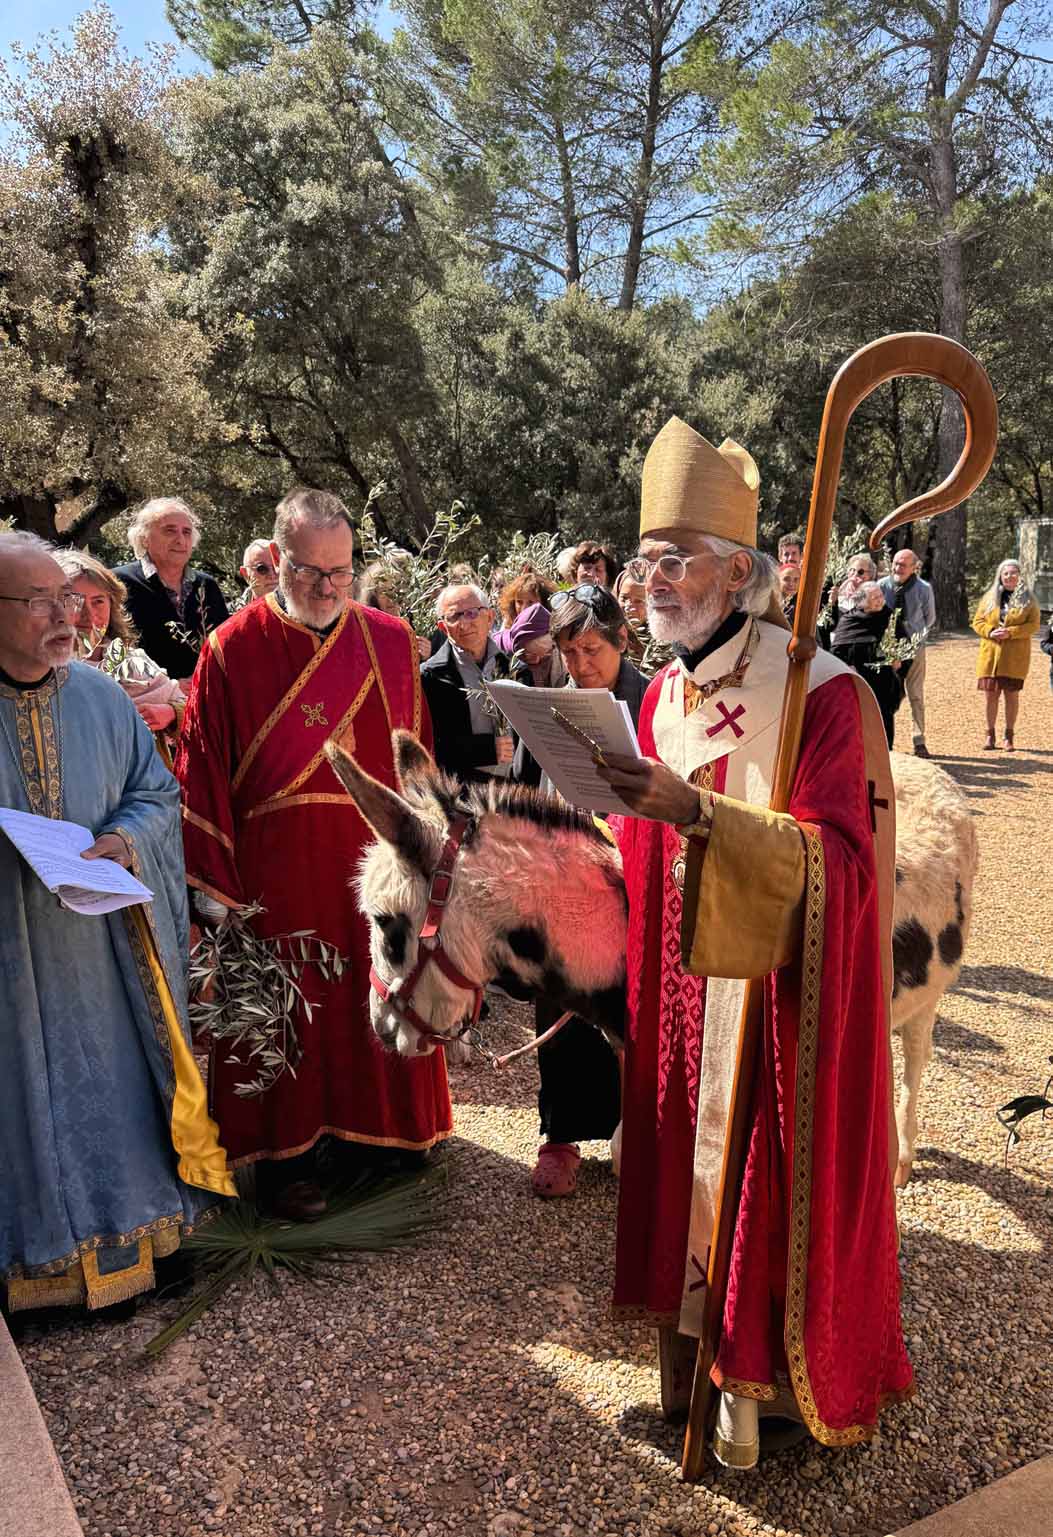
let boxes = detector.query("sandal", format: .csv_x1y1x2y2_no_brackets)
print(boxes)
983,730,996,750
531,1142,581,1199
1004,731,1015,752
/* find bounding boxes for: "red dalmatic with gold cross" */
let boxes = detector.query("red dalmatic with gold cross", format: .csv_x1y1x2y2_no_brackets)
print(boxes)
612,623,912,1457
174,594,452,1164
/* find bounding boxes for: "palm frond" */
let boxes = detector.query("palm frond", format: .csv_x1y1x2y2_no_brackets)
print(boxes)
141,1167,446,1359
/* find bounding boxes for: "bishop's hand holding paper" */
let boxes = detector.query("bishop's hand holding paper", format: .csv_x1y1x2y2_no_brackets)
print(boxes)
595,752,702,825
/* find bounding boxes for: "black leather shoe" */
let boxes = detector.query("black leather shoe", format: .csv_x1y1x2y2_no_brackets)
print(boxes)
268,1179,328,1223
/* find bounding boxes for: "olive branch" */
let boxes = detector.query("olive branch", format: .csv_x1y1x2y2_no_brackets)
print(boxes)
189,902,346,1098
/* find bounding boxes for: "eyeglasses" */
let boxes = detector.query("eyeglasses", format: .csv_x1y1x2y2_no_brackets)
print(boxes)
442,606,487,625
280,555,354,588
625,553,699,584
249,562,275,576
550,583,619,616
0,592,85,617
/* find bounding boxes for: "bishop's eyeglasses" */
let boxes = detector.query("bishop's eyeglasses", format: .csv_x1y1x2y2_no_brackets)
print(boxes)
624,553,699,584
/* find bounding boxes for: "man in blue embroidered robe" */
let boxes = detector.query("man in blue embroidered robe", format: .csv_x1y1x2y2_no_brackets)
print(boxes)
0,532,234,1312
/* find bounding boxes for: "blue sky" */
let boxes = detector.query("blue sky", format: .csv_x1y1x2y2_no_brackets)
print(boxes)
0,1,399,72
1,2,199,73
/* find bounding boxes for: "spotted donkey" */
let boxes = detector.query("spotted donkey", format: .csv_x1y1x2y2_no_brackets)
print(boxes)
326,732,976,1187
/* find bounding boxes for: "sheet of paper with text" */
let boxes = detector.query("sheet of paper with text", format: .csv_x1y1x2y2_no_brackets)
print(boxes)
0,806,154,914
485,681,642,815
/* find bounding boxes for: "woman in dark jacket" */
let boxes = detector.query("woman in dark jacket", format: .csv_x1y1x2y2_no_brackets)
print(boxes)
528,584,648,1198
829,579,903,747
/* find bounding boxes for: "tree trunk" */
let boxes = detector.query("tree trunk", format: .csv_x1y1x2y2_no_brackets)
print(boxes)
0,494,61,541
554,117,582,288
617,7,662,313
931,135,969,627
382,421,432,543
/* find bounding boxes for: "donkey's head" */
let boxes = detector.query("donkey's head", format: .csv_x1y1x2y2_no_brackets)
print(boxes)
325,730,628,1061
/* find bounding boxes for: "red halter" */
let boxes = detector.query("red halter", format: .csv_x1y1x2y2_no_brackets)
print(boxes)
369,814,485,1047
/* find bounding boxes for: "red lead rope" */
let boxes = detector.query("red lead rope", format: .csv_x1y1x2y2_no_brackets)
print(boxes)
369,815,485,1046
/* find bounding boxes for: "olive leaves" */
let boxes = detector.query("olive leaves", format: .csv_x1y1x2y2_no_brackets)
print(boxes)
188,902,346,1098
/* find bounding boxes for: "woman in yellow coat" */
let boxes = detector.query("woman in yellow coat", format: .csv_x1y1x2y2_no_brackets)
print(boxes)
972,559,1041,750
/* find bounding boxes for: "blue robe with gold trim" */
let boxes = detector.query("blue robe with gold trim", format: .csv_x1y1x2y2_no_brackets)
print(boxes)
0,661,233,1310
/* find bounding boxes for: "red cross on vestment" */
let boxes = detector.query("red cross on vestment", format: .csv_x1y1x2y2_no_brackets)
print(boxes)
706,701,746,739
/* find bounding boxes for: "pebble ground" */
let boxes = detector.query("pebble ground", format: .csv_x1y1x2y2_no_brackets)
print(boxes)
14,634,1053,1537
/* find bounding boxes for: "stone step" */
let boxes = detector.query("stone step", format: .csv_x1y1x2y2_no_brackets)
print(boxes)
892,1455,1053,1537
0,1317,82,1537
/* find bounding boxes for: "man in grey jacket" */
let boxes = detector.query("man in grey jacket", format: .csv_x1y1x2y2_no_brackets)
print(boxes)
880,548,936,757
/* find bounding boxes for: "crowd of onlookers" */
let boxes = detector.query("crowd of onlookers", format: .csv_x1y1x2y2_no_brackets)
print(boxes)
58,499,1046,777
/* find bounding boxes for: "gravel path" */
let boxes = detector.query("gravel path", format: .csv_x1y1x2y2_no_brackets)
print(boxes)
14,633,1053,1537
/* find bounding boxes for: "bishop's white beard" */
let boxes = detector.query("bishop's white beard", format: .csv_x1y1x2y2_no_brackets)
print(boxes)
647,586,727,650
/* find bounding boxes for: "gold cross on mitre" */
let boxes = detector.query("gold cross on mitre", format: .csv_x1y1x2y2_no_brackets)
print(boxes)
301,701,329,727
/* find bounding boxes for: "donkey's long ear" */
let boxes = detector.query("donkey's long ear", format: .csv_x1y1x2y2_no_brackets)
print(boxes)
325,738,431,871
393,729,437,795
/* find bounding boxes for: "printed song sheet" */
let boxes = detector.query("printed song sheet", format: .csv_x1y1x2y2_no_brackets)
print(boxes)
0,806,154,914
485,681,642,814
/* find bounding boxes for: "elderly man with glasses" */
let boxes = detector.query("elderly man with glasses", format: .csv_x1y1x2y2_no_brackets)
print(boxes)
238,538,279,602
593,419,911,1467
0,530,233,1315
420,583,530,786
175,489,452,1222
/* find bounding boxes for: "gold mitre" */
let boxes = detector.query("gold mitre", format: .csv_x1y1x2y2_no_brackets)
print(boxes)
640,417,759,544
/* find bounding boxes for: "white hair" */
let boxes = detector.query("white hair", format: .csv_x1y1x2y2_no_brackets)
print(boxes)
436,582,489,618
856,580,886,612
977,559,1032,616
242,538,271,566
0,529,57,562
127,497,201,560
847,550,877,577
702,535,778,617
555,546,579,582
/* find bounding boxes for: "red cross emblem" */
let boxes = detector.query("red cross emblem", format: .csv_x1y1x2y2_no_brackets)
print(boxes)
706,701,746,739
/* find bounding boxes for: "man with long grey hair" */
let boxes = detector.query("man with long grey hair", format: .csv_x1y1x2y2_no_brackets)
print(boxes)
175,488,452,1224
113,496,229,683
596,417,911,1468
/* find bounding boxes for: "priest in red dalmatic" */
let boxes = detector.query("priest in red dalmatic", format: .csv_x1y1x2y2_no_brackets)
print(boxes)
175,489,451,1222
599,421,912,1468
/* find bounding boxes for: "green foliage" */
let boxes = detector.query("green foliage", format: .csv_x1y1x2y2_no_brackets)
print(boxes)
1,0,1049,606
189,902,346,1098
0,4,231,543
359,485,481,630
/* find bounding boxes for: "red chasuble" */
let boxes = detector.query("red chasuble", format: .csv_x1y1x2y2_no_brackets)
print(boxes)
613,666,912,1447
174,594,452,1164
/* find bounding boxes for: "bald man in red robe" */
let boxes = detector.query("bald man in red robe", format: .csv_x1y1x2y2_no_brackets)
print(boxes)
600,421,912,1467
176,490,451,1221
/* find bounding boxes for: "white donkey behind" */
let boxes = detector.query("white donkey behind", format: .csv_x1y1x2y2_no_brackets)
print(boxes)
327,732,976,1185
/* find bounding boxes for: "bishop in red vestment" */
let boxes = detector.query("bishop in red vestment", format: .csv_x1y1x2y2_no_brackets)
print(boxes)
601,421,912,1467
175,492,452,1215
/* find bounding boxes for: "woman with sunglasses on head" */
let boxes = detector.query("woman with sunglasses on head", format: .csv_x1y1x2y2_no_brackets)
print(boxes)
528,584,649,1199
